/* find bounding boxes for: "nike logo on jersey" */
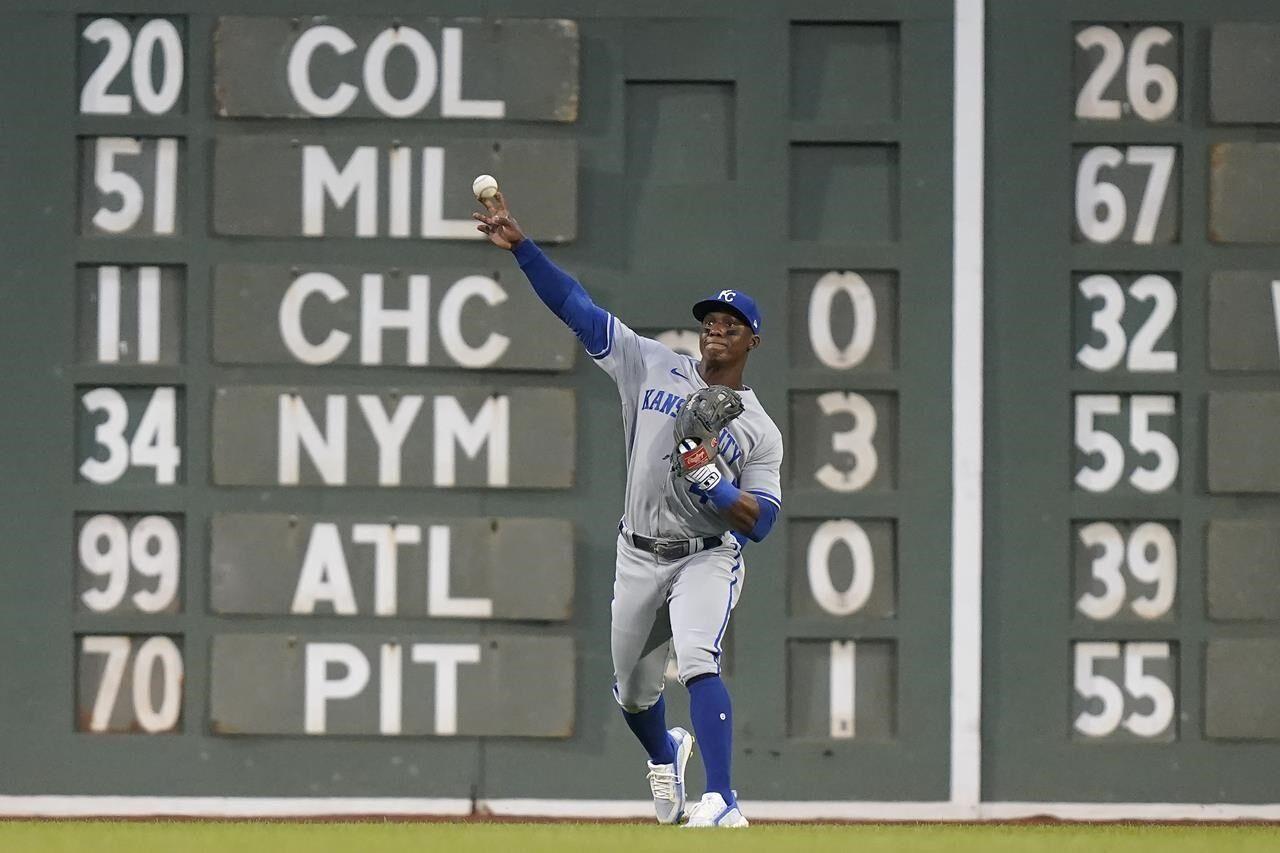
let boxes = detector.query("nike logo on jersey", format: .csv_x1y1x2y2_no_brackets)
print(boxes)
670,367,690,380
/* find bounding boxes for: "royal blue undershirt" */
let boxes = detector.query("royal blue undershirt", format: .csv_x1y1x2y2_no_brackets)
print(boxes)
513,239,610,355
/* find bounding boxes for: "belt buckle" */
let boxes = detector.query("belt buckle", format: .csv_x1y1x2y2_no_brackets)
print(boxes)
650,539,687,561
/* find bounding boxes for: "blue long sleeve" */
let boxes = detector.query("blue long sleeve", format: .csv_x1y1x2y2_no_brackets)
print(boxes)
512,239,611,355
701,479,780,543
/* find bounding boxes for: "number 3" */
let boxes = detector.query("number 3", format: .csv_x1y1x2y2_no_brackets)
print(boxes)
814,392,878,492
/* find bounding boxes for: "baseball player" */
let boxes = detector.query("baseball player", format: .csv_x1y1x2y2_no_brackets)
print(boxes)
474,191,782,828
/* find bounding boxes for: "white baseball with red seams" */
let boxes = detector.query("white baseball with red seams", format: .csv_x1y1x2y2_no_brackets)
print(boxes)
471,173,499,201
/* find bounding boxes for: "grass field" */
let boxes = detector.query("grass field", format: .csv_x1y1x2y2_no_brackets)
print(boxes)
3,821,1280,853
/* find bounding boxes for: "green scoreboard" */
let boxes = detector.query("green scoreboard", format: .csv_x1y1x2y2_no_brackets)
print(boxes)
5,0,1280,815
0,1,956,807
988,0,1280,804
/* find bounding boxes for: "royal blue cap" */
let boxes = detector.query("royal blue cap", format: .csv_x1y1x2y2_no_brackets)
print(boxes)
692,289,762,334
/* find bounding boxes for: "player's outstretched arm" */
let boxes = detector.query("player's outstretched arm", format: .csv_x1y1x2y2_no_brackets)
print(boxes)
473,192,610,355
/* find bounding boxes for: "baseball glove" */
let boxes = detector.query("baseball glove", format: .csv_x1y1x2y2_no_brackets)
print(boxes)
670,385,744,480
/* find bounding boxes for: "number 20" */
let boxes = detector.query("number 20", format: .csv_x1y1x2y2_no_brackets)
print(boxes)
81,18,183,115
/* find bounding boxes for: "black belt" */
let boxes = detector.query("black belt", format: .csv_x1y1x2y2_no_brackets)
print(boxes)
623,527,722,561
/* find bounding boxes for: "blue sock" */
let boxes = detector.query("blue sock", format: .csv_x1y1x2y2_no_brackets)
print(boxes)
622,693,676,765
688,674,734,804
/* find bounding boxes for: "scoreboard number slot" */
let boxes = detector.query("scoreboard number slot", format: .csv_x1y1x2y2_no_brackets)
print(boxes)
80,17,184,116
78,386,182,485
77,635,183,733
77,514,181,614
1075,274,1178,372
818,392,879,492
1074,521,1176,621
78,265,184,366
1074,394,1178,494
808,272,877,370
1074,146,1177,245
806,520,876,616
1072,641,1176,741
84,137,180,236
787,639,896,741
1074,25,1178,122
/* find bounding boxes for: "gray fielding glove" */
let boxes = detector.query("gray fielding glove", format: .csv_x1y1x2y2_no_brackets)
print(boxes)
671,385,745,488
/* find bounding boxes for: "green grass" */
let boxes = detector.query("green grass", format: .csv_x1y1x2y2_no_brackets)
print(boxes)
2,821,1279,853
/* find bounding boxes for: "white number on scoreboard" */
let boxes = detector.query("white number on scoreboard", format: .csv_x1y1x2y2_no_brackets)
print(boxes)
80,17,184,115
1073,394,1178,494
1074,521,1176,621
1075,274,1178,372
78,386,182,485
78,635,183,733
77,514,181,614
1073,641,1176,740
83,137,180,236
1074,25,1178,122
1074,146,1177,245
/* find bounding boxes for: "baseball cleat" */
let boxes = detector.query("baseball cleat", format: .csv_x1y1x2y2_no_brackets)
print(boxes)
646,726,694,824
683,791,749,828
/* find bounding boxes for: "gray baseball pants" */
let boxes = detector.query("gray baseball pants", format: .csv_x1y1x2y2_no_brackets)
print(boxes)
610,532,744,712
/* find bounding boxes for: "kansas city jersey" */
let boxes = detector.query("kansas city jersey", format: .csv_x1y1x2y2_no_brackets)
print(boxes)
590,314,784,539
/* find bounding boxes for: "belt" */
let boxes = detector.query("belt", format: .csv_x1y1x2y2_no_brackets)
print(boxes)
621,524,722,561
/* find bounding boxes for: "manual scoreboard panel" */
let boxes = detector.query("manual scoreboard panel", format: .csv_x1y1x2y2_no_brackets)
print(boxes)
0,2,955,801
988,0,1280,802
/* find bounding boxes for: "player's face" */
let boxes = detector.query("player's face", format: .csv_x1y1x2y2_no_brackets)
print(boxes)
699,311,757,365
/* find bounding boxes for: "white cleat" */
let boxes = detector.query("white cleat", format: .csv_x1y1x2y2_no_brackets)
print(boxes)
646,726,694,825
683,791,749,828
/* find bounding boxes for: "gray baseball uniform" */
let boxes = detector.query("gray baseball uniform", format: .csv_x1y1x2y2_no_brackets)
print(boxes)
591,313,784,710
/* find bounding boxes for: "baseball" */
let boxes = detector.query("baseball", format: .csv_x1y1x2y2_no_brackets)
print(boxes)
472,173,499,202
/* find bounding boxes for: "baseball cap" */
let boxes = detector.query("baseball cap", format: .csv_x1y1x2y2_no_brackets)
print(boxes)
692,289,762,333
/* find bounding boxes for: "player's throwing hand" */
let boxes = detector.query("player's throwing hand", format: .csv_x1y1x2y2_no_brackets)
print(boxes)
472,190,526,250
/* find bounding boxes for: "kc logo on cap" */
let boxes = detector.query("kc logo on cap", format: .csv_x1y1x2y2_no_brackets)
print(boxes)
693,290,762,333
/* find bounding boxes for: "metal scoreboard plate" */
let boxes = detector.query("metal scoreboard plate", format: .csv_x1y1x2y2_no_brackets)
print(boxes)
210,385,575,488
1207,520,1280,620
211,264,576,371
1205,639,1280,739
1210,24,1280,124
1208,392,1280,493
210,514,574,620
208,633,574,737
212,135,578,241
1209,143,1280,244
1207,270,1280,371
213,16,579,121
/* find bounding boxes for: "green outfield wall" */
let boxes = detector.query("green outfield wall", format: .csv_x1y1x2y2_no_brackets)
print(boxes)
1,0,1279,809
